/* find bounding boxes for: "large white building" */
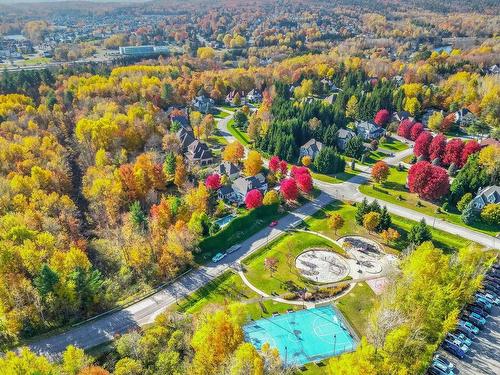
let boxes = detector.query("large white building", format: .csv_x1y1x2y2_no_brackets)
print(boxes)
118,45,168,56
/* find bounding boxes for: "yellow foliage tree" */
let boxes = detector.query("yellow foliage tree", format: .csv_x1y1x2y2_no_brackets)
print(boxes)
244,150,263,176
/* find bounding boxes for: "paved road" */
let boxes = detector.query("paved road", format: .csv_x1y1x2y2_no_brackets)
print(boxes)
26,122,499,358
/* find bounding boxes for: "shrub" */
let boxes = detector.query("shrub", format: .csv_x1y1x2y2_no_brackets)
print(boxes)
481,204,500,225
282,292,298,300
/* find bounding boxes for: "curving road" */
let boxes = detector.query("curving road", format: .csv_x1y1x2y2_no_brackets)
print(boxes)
25,116,499,359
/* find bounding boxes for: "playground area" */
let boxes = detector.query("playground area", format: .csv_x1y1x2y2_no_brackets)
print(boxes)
243,305,356,366
295,249,349,283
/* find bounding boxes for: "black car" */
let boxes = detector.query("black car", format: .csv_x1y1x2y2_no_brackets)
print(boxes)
467,305,488,318
456,326,475,339
485,275,500,285
483,283,499,294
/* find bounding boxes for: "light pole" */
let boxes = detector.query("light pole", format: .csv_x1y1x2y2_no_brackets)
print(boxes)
333,334,337,355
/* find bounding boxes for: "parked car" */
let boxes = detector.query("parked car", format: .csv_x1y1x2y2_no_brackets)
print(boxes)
484,275,499,285
480,292,499,305
449,332,472,347
482,283,499,295
458,320,479,336
428,361,454,375
432,354,454,372
467,305,488,318
269,221,278,227
464,312,486,328
442,338,468,359
475,296,492,311
212,252,226,263
227,244,241,254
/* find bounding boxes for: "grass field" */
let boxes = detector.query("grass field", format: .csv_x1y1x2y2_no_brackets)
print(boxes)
304,200,477,253
227,118,251,145
214,110,231,119
335,282,377,337
197,204,283,262
359,167,499,236
242,231,345,296
378,138,409,152
311,167,360,184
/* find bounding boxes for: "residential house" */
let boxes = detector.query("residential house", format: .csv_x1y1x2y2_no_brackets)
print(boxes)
246,89,263,103
392,111,412,123
176,128,213,166
323,93,336,105
192,95,215,114
218,173,268,204
454,108,476,126
299,139,324,160
471,186,500,211
170,114,190,130
225,90,246,106
355,121,385,140
336,128,356,151
479,138,500,148
218,161,241,180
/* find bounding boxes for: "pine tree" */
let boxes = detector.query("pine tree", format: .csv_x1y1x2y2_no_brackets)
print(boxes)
163,152,176,178
355,198,369,225
377,206,392,232
461,203,476,225
368,200,381,214
130,201,147,231
34,264,59,298
408,219,432,245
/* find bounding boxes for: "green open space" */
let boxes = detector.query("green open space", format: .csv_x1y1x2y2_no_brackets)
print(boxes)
242,231,345,296
214,110,231,119
197,204,283,262
174,271,301,320
363,150,387,165
335,282,377,337
311,166,360,184
359,167,499,236
378,138,409,152
227,118,251,145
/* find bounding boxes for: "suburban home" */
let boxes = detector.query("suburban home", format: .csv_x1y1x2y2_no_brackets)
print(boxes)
454,108,476,126
170,114,190,130
225,90,246,106
471,186,500,211
177,128,213,166
300,139,324,160
246,89,263,103
392,111,412,123
323,93,335,105
217,161,241,180
218,173,268,204
191,95,215,114
479,138,500,148
336,128,356,151
355,120,385,140
320,79,341,93
487,64,499,75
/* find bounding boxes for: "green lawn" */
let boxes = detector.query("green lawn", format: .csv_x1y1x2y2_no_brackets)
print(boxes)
220,104,239,112
242,231,345,296
359,167,499,236
174,271,301,320
363,150,387,165
335,282,377,337
214,110,231,119
197,204,284,262
227,118,250,145
311,167,360,184
378,138,409,152
304,200,477,253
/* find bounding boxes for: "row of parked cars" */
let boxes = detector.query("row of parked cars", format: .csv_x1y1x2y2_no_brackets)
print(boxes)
428,261,499,375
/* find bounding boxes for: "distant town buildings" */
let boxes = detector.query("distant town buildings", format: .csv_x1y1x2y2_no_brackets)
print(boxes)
118,45,168,56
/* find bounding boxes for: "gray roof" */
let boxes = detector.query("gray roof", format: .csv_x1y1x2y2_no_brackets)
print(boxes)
232,174,265,196
475,186,500,204
218,161,241,176
171,115,189,129
301,138,324,153
338,128,355,139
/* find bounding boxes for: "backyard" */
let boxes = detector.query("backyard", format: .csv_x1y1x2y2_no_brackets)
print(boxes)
359,167,499,236
378,137,409,152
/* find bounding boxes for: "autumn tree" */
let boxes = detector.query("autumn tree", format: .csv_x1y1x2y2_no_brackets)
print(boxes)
363,212,381,233
371,161,390,184
174,156,187,189
264,257,279,277
280,178,298,201
244,150,263,176
413,131,433,160
428,134,447,162
381,228,400,244
345,95,359,119
408,161,450,201
374,109,390,126
205,174,221,190
222,141,245,164
461,140,481,166
397,119,414,139
245,189,263,209
443,138,464,167
481,204,500,225
302,155,312,166
263,190,280,206
410,122,424,141
328,214,345,235
427,111,444,132
296,172,313,194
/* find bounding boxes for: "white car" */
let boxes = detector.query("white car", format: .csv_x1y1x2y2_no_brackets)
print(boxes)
227,244,241,254
212,252,226,263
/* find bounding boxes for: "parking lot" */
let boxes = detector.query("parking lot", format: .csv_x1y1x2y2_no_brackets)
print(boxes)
438,305,499,374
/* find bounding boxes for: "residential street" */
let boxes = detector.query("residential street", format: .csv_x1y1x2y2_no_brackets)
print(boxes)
26,119,499,359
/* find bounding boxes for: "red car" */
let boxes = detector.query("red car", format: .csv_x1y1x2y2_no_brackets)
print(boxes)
269,221,278,227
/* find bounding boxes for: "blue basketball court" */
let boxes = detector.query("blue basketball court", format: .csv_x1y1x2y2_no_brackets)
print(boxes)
243,305,356,366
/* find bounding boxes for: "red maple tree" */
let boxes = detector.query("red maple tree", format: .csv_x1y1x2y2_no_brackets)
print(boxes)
443,138,464,167
245,189,263,209
408,161,450,200
397,119,414,139
269,156,281,172
280,178,299,201
371,161,390,183
296,172,313,193
413,131,433,159
205,173,221,190
374,109,390,126
461,140,481,167
410,122,424,141
428,133,447,161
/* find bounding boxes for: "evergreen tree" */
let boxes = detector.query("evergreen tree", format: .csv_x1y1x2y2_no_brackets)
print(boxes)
461,203,477,225
345,136,365,159
130,201,147,231
313,146,345,174
368,200,381,214
34,264,59,298
355,198,369,225
163,152,176,177
408,219,432,245
377,206,392,232
70,267,104,308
